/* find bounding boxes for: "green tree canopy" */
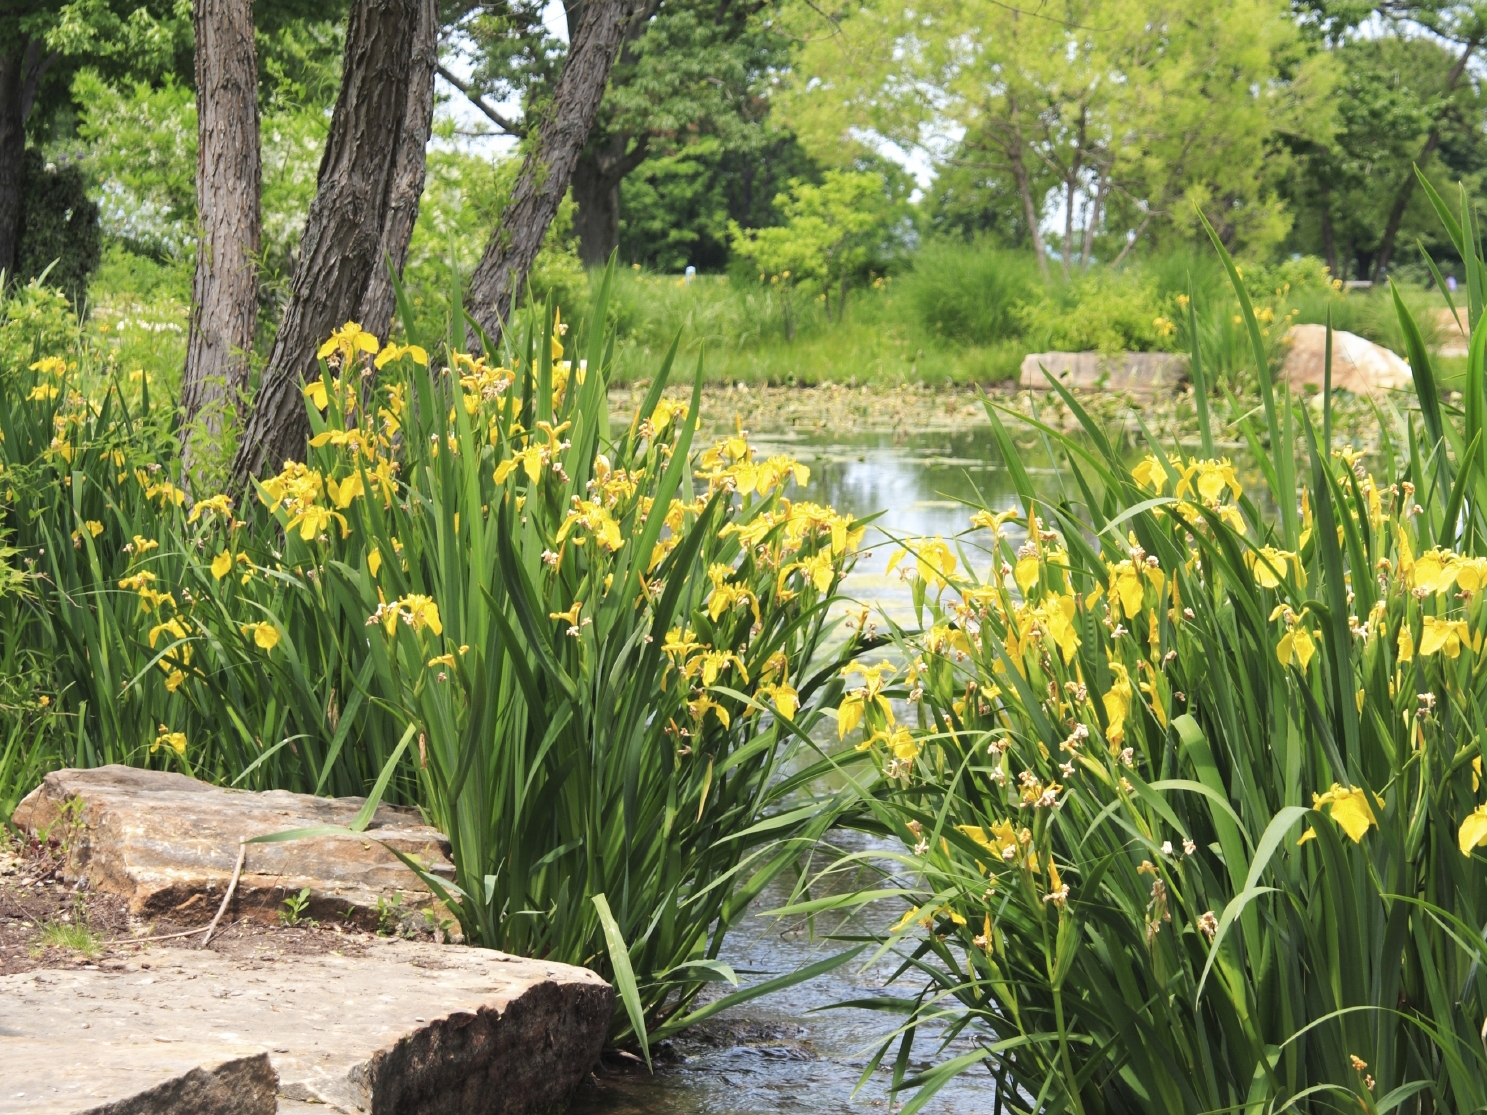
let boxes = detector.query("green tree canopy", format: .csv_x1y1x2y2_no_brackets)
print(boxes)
780,0,1334,272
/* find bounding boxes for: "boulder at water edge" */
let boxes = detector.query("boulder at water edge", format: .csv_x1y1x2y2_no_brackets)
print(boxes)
1278,324,1413,396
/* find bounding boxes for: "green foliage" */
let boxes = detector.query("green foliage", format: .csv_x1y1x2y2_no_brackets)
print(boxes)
70,70,198,261
0,281,82,381
279,887,313,926
619,132,819,273
1016,268,1175,354
897,239,1039,347
821,204,1487,1112
1280,34,1487,278
14,150,102,304
454,0,799,258
67,59,332,276
730,170,907,332
395,141,588,339
783,0,1323,261
6,0,193,142
44,0,193,78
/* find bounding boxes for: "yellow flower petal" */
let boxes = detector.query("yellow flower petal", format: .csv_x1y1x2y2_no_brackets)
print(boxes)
1459,805,1487,857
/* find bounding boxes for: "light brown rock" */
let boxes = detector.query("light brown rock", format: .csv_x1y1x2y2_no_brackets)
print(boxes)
1435,306,1468,357
1019,351,1188,394
1,938,613,1114
0,1043,277,1115
12,767,454,928
1278,324,1413,396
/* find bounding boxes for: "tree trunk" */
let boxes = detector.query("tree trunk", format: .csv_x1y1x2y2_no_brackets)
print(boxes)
572,131,649,267
358,0,437,341
1371,37,1479,284
0,38,57,281
1080,169,1107,269
464,0,642,345
1320,193,1337,279
229,0,419,488
1007,138,1049,280
180,0,262,481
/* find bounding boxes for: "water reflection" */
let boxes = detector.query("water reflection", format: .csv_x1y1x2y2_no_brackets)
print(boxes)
753,425,1049,625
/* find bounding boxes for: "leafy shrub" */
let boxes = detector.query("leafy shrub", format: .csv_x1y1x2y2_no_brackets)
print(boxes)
14,150,102,304
898,238,1039,346
730,170,908,332
0,281,83,384
1016,268,1173,353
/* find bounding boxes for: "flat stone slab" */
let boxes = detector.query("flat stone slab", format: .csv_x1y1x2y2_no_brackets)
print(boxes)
0,937,613,1114
1019,351,1188,394
13,767,454,928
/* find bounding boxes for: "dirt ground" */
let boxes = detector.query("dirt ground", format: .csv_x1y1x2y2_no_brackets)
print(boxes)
0,829,443,976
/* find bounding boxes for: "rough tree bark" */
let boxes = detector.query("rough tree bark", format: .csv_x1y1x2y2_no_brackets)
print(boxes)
0,38,58,280
357,0,437,342
229,0,419,487
1371,36,1479,284
571,132,648,267
180,0,261,479
464,0,643,346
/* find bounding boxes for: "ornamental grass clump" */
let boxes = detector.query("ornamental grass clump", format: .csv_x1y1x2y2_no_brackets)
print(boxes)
801,189,1487,1114
1,268,873,1047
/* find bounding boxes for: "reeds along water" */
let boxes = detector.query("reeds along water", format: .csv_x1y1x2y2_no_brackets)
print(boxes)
792,192,1487,1115
0,265,885,1052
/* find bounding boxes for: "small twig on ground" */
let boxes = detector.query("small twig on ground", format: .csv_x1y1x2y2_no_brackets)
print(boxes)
200,841,246,948
121,921,250,945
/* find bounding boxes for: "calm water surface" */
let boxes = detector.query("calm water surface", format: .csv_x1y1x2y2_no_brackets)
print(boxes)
571,422,1025,1115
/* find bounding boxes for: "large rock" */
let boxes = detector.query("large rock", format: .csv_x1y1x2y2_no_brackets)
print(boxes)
1278,324,1412,395
1019,351,1188,394
0,1044,278,1115
1,938,613,1114
12,767,454,928
1435,306,1468,357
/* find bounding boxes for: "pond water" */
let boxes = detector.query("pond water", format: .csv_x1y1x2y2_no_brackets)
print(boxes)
571,420,1026,1115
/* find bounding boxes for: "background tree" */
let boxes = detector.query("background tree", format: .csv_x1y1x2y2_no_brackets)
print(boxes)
0,0,190,282
1276,0,1487,282
463,0,644,344
447,0,796,269
780,0,1331,269
618,128,817,270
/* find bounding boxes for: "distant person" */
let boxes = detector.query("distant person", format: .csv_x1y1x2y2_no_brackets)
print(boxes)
1448,275,1458,292
685,265,696,283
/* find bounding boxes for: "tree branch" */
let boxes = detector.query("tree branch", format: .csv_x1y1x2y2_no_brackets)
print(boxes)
435,64,525,136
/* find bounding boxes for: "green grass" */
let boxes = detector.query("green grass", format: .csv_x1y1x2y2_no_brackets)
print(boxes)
600,268,1026,386
33,913,102,958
